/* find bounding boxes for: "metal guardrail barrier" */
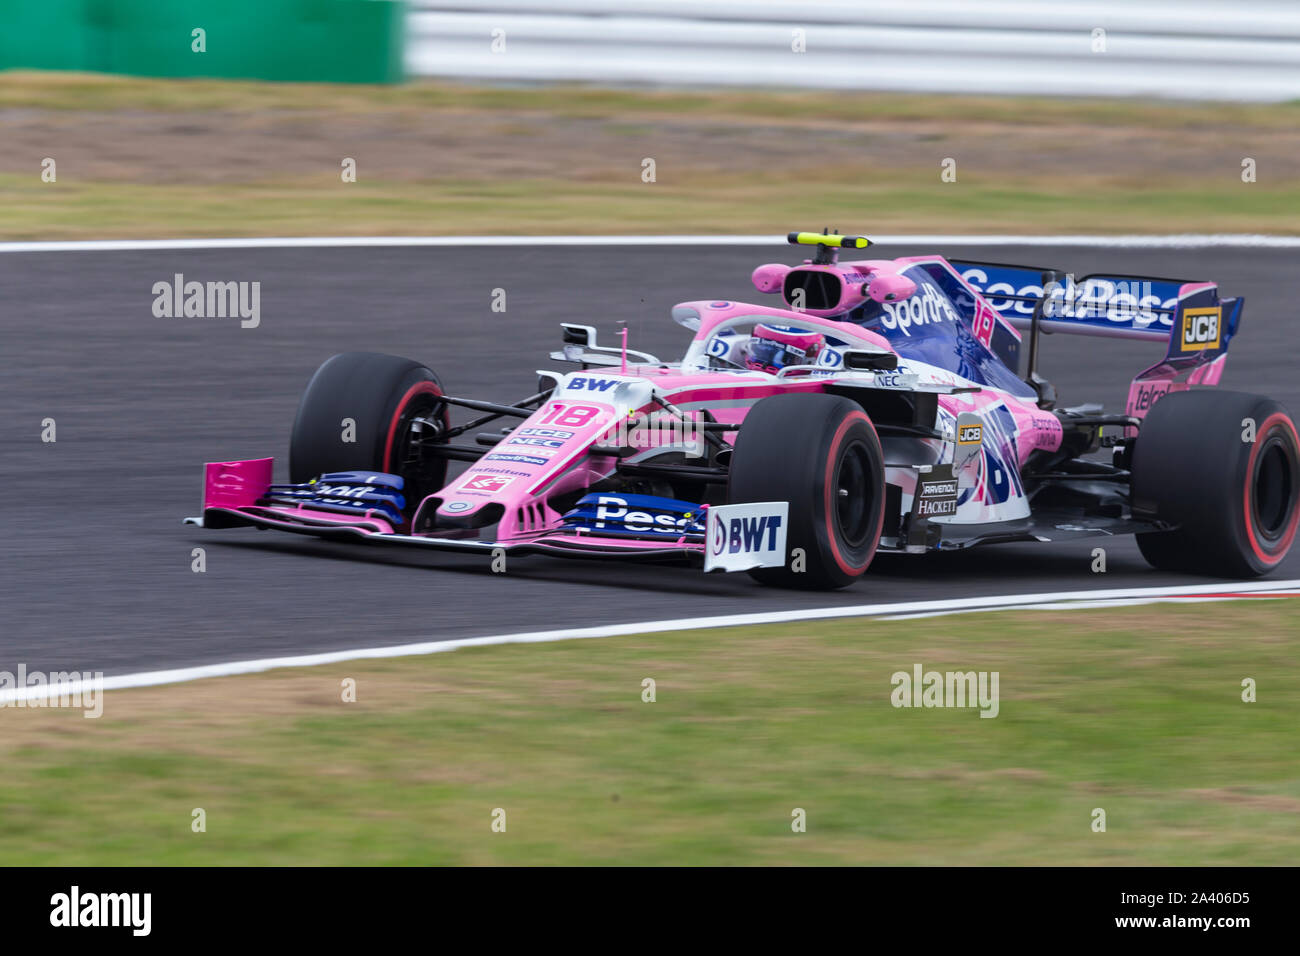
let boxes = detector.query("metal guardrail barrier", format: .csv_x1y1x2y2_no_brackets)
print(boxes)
407,0,1300,100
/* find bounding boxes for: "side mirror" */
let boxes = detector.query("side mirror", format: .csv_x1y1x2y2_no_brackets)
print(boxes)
671,305,701,331
751,263,789,294
561,323,597,345
843,349,899,372
863,273,917,304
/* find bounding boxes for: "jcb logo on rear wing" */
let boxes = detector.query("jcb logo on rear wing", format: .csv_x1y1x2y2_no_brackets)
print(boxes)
1179,307,1222,352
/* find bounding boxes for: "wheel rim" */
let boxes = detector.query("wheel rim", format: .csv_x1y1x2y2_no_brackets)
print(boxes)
834,438,874,548
386,388,447,511
1252,436,1295,542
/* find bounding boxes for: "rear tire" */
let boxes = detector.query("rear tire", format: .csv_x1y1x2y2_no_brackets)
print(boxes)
1131,389,1300,576
289,352,449,519
728,393,886,589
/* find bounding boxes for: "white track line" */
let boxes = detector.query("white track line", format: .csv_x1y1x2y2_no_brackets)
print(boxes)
4,234,1300,253
2,579,1297,705
879,591,1300,620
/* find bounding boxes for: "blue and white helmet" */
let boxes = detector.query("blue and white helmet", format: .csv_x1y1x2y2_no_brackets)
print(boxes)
744,324,826,373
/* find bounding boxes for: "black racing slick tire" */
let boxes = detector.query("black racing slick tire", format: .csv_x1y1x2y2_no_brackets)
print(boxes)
728,393,886,590
289,352,450,519
1131,389,1300,577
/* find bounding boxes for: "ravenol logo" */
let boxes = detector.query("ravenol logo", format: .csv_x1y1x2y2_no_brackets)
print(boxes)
1180,307,1221,352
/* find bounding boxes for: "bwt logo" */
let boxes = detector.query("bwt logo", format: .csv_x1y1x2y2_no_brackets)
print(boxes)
712,514,784,555
565,377,619,392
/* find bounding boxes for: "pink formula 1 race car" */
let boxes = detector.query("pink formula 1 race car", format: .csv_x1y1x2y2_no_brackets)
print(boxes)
187,232,1300,589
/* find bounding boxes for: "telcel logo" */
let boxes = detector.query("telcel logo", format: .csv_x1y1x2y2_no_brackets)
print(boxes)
1131,382,1170,412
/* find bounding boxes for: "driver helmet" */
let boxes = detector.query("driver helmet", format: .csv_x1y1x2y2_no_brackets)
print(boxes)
744,324,826,373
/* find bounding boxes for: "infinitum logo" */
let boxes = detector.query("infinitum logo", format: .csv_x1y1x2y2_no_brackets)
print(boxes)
50,886,151,936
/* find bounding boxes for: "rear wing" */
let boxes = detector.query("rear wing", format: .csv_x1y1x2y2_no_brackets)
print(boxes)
951,260,1243,419
949,260,1243,352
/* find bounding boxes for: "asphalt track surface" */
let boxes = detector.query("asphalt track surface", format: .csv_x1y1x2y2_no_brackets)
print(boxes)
3,242,1298,676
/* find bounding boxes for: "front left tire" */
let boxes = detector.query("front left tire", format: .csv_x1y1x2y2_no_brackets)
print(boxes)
727,392,886,589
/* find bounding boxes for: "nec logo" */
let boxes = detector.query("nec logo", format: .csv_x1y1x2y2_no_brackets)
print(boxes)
957,424,982,444
1180,307,1221,351
567,377,619,392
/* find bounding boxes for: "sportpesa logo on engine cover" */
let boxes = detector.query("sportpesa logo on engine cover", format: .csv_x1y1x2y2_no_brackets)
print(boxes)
879,285,961,337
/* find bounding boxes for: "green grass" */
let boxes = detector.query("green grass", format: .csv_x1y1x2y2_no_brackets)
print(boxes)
5,70,1300,129
3,70,1300,237
1,600,1297,865
6,172,1298,239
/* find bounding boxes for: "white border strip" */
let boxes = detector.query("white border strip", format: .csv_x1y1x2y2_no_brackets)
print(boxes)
4,234,1300,253
2,579,1297,705
879,591,1300,620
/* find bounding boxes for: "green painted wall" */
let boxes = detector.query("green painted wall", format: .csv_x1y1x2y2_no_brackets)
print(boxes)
0,0,404,83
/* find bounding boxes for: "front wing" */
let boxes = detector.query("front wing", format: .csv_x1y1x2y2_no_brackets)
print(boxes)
186,457,1161,569
187,457,706,564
